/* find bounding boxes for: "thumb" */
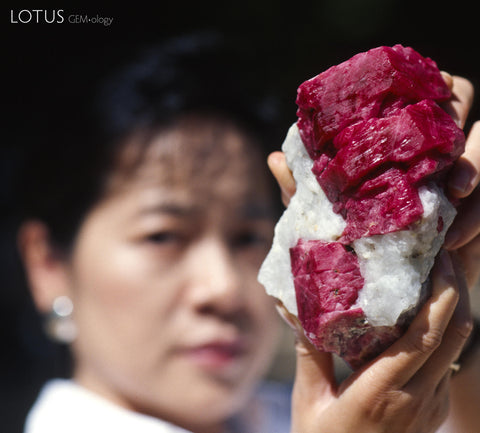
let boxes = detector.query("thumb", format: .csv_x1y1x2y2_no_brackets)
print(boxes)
267,151,296,206
275,302,337,399
293,334,337,403
291,336,339,433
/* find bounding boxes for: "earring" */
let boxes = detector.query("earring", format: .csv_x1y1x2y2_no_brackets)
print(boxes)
44,295,77,344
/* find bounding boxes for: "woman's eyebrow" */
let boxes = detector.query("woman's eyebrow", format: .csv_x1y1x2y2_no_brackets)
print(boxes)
136,202,199,217
240,202,276,219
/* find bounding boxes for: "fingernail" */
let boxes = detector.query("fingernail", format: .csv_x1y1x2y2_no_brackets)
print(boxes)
449,170,471,195
453,289,473,335
268,151,282,165
450,171,470,193
275,303,302,335
444,229,460,249
440,71,453,89
450,253,473,329
438,250,455,278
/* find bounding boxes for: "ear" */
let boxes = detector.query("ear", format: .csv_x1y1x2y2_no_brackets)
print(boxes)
17,221,72,314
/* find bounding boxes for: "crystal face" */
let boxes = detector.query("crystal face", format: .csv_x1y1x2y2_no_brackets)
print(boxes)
296,45,451,158
313,100,464,242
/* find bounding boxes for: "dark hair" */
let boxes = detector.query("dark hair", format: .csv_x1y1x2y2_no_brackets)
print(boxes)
14,33,284,251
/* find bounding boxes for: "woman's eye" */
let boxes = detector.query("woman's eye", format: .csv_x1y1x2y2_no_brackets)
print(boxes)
232,231,268,248
146,231,182,244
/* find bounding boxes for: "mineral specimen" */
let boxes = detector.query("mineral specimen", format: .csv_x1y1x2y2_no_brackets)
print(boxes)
258,45,465,368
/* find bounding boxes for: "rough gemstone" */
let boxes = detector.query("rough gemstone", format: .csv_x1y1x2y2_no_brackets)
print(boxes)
289,238,414,369
290,240,363,347
290,45,464,366
309,100,464,242
257,124,457,368
296,45,451,158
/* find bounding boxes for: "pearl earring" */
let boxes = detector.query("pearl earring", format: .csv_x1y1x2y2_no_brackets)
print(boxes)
44,295,77,344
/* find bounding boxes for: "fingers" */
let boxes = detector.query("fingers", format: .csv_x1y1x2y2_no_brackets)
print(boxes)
280,302,338,400
276,300,337,405
293,338,336,402
440,71,454,90
361,251,459,390
443,75,476,199
448,121,480,198
267,151,296,206
445,184,480,249
406,253,472,392
456,234,480,289
441,75,474,129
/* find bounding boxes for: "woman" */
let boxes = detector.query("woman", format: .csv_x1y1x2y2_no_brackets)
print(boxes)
16,36,479,432
17,36,288,433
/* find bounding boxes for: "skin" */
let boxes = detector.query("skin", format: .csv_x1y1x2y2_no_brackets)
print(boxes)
290,250,471,433
19,116,280,433
268,74,479,432
19,75,479,431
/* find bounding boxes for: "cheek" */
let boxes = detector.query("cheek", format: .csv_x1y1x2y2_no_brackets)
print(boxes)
244,249,282,355
236,252,279,331
241,266,281,358
253,290,281,345
69,238,186,376
246,291,281,387
73,243,172,319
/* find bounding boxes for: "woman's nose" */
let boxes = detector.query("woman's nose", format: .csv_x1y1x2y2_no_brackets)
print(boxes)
187,236,244,316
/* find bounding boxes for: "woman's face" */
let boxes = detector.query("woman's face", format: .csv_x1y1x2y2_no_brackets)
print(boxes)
64,116,280,431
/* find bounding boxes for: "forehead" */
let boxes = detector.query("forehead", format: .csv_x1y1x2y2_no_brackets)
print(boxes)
107,115,273,210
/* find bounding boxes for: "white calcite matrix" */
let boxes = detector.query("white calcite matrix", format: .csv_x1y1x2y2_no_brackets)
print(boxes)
258,123,456,327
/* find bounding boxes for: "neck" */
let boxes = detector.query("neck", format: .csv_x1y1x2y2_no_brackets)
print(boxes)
72,369,236,433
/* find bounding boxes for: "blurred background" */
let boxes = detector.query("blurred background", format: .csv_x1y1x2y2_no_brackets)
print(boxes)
3,1,479,431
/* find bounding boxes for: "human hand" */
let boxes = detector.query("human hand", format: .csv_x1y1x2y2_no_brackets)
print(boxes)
441,75,479,288
267,150,295,208
289,250,472,433
439,74,479,289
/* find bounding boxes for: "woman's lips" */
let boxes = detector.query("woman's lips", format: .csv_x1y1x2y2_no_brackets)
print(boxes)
180,339,248,370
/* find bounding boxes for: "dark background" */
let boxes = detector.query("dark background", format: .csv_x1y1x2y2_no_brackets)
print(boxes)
3,1,479,431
